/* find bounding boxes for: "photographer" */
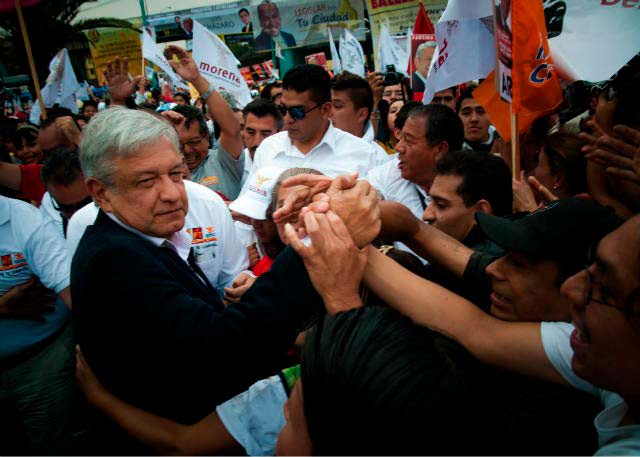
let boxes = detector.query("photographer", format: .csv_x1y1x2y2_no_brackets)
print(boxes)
367,65,412,140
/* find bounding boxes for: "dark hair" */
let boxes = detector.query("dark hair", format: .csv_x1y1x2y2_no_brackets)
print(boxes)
543,132,588,196
41,146,83,186
261,81,282,101
81,100,98,112
393,100,422,131
302,307,482,455
331,71,373,121
242,98,284,130
173,92,191,104
238,7,249,15
436,150,513,216
12,124,38,147
171,104,208,136
407,104,465,150
282,64,331,104
194,96,207,115
456,85,478,113
39,106,76,130
610,58,640,128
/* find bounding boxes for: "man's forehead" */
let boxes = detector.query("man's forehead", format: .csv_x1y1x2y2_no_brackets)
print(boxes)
596,217,640,283
432,174,462,197
460,98,481,110
245,113,277,130
281,89,312,106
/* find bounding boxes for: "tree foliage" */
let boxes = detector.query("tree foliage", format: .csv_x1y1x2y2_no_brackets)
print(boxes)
0,0,139,82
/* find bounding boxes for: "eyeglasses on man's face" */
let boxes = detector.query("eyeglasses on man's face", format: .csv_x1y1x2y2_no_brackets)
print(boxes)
277,102,324,121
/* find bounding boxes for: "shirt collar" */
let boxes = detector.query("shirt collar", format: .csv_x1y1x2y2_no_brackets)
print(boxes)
363,121,375,143
106,212,191,262
285,121,335,156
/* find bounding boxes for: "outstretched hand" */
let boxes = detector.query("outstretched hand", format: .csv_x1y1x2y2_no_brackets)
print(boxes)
286,211,366,315
103,57,143,105
163,45,200,83
0,277,55,321
75,345,105,403
584,124,640,185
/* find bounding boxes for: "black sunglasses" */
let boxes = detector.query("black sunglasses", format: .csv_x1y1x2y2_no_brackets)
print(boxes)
50,194,93,217
277,102,325,120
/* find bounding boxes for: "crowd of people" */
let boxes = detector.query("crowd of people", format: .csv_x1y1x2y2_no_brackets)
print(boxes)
0,41,639,456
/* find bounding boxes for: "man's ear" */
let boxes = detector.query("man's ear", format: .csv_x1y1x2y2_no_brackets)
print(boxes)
86,177,112,213
356,107,369,127
321,101,332,118
434,141,450,161
474,199,492,215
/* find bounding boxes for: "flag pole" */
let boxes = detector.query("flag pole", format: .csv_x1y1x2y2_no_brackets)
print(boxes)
510,110,520,179
15,0,46,120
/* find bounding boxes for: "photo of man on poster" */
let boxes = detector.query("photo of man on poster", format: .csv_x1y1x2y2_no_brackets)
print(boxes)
239,8,253,33
254,0,296,51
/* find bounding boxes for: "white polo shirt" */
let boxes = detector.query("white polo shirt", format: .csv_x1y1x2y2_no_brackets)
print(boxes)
66,180,249,295
39,191,63,234
541,322,640,455
0,196,70,359
365,158,430,219
247,123,387,184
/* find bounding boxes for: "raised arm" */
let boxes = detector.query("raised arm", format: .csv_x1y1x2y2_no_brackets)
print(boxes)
164,46,243,159
363,247,564,384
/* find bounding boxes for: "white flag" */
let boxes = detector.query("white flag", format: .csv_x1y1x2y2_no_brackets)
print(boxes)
378,22,409,76
141,30,189,90
328,28,342,74
423,0,494,104
545,1,640,82
274,41,285,60
191,20,252,107
339,29,365,77
30,48,80,125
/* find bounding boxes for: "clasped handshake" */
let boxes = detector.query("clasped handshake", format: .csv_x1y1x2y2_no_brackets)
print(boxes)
274,173,381,313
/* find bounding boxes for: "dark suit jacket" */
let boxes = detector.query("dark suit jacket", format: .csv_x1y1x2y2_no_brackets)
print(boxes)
242,22,253,33
72,210,322,426
411,72,426,93
254,30,296,51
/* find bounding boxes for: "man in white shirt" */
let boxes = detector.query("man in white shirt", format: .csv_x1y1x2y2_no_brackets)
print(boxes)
38,147,91,237
240,99,284,187
245,64,384,183
0,195,75,454
367,104,464,218
329,71,392,165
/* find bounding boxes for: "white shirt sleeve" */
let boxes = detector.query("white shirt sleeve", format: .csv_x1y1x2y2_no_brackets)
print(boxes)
23,215,70,294
216,374,287,456
540,321,600,396
66,203,99,260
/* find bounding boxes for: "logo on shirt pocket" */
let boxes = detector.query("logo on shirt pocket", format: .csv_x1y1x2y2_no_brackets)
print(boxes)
200,175,219,186
0,253,27,271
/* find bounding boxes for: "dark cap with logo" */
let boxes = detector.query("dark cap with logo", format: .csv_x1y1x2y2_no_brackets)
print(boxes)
475,197,622,262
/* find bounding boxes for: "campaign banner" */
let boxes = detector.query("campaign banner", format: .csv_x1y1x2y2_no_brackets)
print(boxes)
84,28,143,86
422,0,495,104
544,0,640,82
366,0,446,71
493,0,512,102
141,30,189,90
240,60,276,85
30,49,80,125
249,0,365,51
192,20,252,106
148,2,253,42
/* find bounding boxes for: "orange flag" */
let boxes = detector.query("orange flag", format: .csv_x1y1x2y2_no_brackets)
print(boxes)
475,0,563,141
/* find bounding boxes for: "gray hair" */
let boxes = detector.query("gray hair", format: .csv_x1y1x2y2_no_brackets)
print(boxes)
416,41,437,58
268,167,323,218
79,107,180,188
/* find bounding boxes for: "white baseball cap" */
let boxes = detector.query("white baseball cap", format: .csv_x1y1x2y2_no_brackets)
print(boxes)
230,166,285,220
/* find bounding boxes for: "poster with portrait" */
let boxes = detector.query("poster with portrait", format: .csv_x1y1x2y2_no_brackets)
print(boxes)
366,0,446,71
493,0,512,102
249,0,365,51
409,33,436,92
148,1,252,43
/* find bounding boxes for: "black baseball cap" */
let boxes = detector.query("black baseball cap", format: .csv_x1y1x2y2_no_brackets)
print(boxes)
475,197,622,262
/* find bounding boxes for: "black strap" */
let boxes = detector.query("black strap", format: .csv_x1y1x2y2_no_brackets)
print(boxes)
415,186,427,211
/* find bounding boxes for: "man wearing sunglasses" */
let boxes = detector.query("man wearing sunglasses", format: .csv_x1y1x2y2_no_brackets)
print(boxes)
243,64,385,190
